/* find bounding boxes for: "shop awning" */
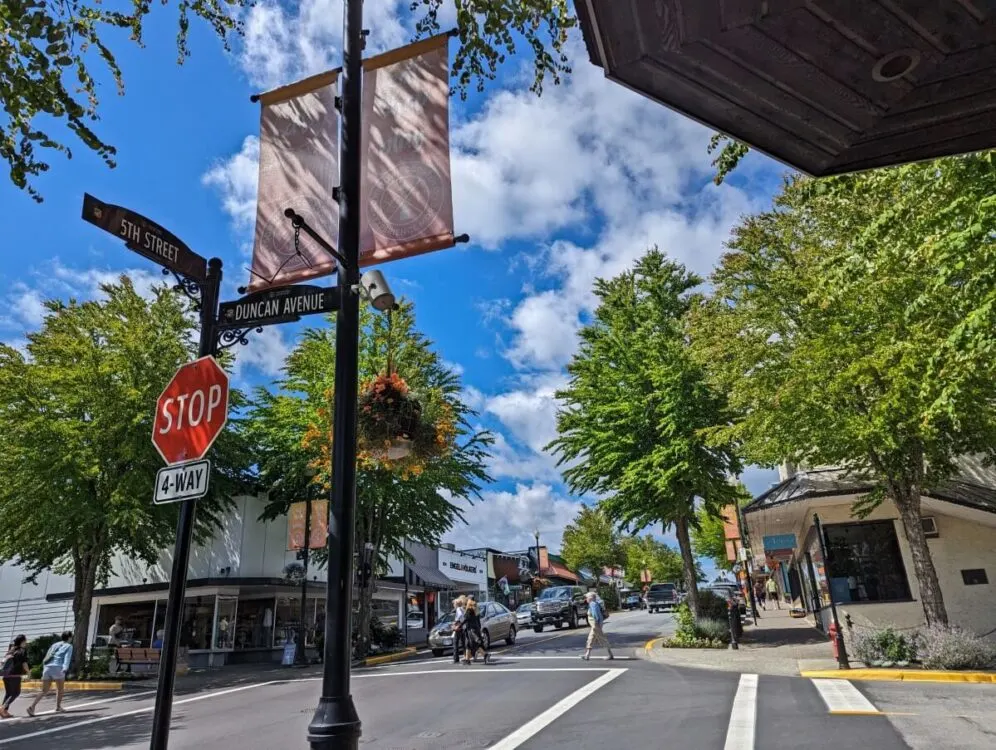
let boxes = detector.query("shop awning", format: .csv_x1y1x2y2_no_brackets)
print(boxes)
405,562,456,590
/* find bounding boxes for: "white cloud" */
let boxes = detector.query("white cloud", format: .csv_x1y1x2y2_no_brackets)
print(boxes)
483,430,561,484
50,261,162,302
11,286,47,327
484,373,565,455
202,136,260,229
238,0,411,90
444,482,580,553
234,325,291,378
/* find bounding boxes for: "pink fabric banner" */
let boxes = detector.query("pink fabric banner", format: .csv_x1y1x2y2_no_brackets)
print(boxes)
248,71,341,292
359,34,455,267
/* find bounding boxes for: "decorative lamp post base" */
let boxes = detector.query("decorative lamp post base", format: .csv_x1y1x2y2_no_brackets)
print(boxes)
308,696,361,750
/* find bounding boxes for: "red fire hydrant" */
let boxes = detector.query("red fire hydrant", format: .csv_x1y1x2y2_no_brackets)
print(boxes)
828,622,840,660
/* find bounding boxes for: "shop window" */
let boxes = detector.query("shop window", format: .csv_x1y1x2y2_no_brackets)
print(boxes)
97,601,158,647
180,596,216,650
824,521,911,603
234,597,275,649
214,596,238,650
371,596,399,629
274,595,300,647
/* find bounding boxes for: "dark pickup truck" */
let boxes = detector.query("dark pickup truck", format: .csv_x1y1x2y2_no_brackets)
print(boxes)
646,582,680,613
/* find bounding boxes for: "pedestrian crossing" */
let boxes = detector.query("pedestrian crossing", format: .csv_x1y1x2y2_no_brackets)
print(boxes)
721,674,886,749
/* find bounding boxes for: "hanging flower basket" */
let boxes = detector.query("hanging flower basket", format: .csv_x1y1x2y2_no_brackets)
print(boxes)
358,373,423,459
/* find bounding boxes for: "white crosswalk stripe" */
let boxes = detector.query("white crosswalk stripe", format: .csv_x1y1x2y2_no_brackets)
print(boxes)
724,673,758,750
811,678,881,715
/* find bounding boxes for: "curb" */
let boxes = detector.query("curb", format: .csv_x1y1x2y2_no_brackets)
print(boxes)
363,647,418,667
23,680,124,691
801,668,996,684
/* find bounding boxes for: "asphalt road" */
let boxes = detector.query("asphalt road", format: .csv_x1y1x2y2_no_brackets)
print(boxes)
2,609,995,749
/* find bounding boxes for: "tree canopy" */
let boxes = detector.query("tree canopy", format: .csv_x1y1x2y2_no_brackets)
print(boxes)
689,153,996,626
548,248,743,616
560,504,623,577
4,0,575,200
245,300,492,654
620,534,686,585
0,277,252,666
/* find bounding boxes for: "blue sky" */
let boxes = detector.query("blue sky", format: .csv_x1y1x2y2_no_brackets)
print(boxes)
0,1,784,565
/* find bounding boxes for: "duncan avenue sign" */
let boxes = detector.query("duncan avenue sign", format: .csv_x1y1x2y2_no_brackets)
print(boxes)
218,284,337,329
82,193,207,282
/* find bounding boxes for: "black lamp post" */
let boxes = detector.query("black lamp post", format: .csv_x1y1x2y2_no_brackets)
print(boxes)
296,470,317,666
813,513,850,670
307,0,365,746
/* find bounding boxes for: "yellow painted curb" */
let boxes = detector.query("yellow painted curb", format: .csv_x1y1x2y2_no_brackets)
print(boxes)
363,647,417,667
644,637,665,653
801,668,996,684
23,680,124,691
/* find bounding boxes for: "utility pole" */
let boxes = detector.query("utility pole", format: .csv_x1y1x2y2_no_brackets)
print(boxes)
307,0,364,746
297,487,313,665
813,513,850,670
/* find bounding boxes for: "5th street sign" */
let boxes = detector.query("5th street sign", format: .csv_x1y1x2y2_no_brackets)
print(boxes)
82,193,207,282
218,284,337,329
154,460,211,505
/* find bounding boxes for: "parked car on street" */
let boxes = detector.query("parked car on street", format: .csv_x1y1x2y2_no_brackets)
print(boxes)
531,585,589,632
428,601,518,657
621,592,644,610
515,603,533,628
646,582,680,613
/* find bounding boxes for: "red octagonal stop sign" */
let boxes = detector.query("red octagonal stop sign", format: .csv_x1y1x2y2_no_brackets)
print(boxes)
152,356,230,465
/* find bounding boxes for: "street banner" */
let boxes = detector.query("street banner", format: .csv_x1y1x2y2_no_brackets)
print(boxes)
287,499,329,551
722,504,740,540
359,33,455,267
248,70,341,292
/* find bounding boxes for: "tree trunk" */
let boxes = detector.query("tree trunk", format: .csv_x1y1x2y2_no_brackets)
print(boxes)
71,552,99,675
891,480,948,627
674,516,700,618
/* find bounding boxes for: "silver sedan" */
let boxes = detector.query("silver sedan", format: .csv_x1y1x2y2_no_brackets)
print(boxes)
428,601,518,656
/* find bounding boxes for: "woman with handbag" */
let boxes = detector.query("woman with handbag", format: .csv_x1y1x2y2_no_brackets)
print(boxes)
451,596,467,665
0,635,30,718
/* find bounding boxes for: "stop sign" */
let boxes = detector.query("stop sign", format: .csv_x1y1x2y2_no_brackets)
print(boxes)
152,356,230,465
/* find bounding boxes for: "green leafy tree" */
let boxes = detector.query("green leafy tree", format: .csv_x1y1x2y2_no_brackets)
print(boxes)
707,134,751,185
691,485,752,573
5,0,575,200
620,535,684,585
560,505,623,577
690,153,996,626
548,249,743,616
246,301,492,656
0,277,251,669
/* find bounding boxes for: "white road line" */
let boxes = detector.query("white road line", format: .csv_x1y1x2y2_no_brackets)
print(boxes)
488,669,626,750
811,679,880,715
354,668,614,678
0,690,157,724
0,681,274,745
493,656,636,661
723,673,758,750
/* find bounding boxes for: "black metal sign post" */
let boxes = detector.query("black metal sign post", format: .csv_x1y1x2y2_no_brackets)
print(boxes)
80,193,223,750
149,257,223,750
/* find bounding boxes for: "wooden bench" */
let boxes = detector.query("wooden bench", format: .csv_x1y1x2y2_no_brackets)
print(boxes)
115,647,161,673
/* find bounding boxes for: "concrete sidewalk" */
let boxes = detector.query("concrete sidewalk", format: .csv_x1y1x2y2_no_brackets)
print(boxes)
644,608,841,677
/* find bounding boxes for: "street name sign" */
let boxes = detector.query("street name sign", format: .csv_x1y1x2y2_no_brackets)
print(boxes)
154,460,211,505
153,356,230,465
218,284,337,329
82,193,208,282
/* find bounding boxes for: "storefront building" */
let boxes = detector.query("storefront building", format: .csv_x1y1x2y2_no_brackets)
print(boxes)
744,458,996,643
436,545,487,615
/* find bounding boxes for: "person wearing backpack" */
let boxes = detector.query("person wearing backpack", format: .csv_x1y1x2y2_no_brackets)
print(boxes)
27,631,73,716
0,635,30,718
581,592,614,661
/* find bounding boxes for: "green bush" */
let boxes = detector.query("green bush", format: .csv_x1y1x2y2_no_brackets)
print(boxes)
695,617,731,643
697,590,729,621
26,634,60,668
369,617,402,650
29,664,42,679
852,627,917,666
673,602,697,642
917,625,996,670
78,653,111,680
596,585,620,611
